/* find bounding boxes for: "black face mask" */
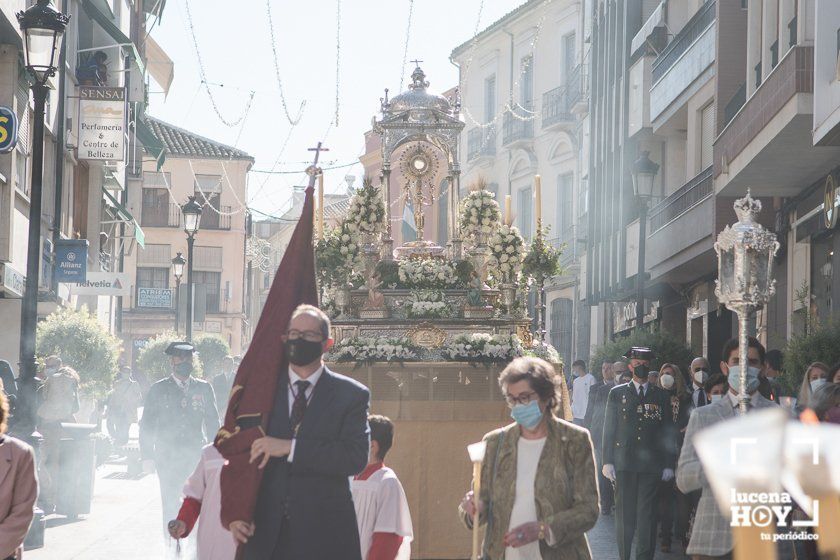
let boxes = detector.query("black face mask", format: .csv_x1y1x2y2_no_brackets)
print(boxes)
173,361,192,378
631,364,649,380
285,338,324,366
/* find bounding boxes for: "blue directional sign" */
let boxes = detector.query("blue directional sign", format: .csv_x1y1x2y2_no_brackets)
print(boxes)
0,106,17,154
55,239,89,283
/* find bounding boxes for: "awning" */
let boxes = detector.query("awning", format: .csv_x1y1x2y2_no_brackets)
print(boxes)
145,35,174,97
142,0,167,21
135,117,166,169
81,0,146,77
102,188,145,248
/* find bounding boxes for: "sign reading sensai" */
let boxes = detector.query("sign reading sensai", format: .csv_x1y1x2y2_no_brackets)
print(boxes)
0,106,18,154
55,239,89,283
78,87,126,161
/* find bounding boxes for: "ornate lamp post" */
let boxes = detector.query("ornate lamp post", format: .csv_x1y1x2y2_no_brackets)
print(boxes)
182,197,202,342
14,0,69,435
171,252,186,333
714,191,779,413
631,151,659,331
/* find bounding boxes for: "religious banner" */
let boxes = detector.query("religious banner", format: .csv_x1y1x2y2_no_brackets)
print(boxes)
54,239,89,283
0,106,18,154
78,86,126,161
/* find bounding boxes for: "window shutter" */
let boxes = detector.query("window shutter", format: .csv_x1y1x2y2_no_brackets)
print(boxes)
700,102,715,170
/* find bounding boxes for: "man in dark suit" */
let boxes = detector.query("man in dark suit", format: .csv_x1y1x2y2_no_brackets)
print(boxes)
584,360,626,515
602,347,677,560
232,304,370,559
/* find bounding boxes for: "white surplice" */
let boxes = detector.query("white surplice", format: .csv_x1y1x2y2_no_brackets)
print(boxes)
350,466,413,560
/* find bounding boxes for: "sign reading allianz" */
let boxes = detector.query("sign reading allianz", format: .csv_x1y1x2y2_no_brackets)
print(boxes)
78,87,126,162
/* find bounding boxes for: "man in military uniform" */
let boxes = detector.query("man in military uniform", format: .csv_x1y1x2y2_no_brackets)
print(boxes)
139,342,220,532
601,347,677,560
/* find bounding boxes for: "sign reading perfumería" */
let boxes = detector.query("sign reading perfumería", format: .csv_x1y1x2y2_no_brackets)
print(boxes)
79,87,126,162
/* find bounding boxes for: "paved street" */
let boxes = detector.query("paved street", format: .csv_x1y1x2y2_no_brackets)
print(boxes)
26,458,689,560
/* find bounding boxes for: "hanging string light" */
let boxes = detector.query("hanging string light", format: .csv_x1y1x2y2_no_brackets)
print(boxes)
184,0,255,127
266,0,306,126
398,0,415,92
334,0,342,127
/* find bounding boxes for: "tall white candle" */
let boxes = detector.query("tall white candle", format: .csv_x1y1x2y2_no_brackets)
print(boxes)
534,174,542,229
504,195,512,226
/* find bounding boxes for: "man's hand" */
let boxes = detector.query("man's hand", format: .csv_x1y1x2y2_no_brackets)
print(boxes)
460,490,485,520
602,463,616,481
249,436,292,469
142,459,155,474
504,522,545,548
662,468,675,482
229,520,254,544
168,520,186,539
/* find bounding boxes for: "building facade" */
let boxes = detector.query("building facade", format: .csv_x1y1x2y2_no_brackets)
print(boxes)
450,0,592,367
122,118,253,365
0,0,170,367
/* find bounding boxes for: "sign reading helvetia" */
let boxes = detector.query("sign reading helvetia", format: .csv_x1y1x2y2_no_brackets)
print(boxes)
79,87,126,162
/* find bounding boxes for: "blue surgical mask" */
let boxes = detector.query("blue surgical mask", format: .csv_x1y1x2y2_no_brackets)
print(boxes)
510,400,543,429
810,378,827,393
727,365,761,394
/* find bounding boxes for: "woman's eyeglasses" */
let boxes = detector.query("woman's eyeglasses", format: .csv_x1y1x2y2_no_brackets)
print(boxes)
505,391,538,407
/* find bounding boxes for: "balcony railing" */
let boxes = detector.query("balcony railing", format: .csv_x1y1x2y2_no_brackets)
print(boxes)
548,218,587,267
142,202,181,228
201,206,232,230
723,83,746,127
542,66,581,128
502,102,534,146
467,125,496,161
648,166,713,233
651,0,716,83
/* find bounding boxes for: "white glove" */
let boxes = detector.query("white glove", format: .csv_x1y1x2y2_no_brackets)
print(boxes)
662,468,675,482
142,459,156,474
602,463,616,482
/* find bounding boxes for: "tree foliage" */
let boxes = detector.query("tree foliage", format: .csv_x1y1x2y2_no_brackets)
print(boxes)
36,306,121,398
135,331,204,382
193,334,231,379
782,320,840,396
589,329,694,380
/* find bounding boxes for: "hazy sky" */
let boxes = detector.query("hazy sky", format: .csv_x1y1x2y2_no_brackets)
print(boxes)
146,0,525,219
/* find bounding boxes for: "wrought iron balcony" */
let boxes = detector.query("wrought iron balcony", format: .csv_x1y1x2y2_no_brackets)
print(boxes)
201,206,232,230
547,219,587,267
502,102,534,146
467,125,496,162
142,202,181,228
651,0,716,83
542,67,581,128
648,166,713,233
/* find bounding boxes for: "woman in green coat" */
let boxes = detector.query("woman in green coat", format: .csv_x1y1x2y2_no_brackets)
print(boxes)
459,356,600,559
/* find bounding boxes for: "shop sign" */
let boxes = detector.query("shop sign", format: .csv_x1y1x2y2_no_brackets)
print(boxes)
137,288,173,308
0,106,18,154
0,264,25,297
78,87,126,161
613,299,660,334
55,239,89,283
69,272,131,296
825,174,839,230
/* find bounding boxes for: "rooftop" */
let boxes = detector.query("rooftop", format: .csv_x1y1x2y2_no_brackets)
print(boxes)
145,116,254,161
450,0,543,59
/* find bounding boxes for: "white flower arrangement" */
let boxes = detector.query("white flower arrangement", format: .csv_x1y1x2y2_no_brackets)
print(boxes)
525,341,562,364
488,224,526,284
329,336,421,365
398,257,459,290
346,178,386,239
459,189,502,240
441,333,525,364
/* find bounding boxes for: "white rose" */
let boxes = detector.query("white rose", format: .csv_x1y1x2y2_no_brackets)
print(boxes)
482,218,490,226
500,254,509,263
470,216,478,224
501,263,510,272
506,246,515,254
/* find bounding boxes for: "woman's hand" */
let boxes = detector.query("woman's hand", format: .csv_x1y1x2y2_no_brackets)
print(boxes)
460,490,485,519
504,521,546,548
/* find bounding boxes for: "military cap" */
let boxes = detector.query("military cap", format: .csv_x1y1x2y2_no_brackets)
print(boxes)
164,341,196,356
623,346,655,361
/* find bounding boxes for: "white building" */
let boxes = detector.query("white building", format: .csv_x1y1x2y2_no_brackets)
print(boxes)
450,0,592,366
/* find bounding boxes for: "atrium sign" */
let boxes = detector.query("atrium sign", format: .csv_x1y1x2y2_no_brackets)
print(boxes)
78,87,126,162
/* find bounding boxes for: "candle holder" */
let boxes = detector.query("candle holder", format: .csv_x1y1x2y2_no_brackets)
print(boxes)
500,283,517,318
714,190,779,413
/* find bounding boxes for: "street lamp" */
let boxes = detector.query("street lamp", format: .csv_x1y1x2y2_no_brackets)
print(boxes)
171,252,186,333
714,191,779,413
181,197,202,342
14,0,69,437
631,150,659,331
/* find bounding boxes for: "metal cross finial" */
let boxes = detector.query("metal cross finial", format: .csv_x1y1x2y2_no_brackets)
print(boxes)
305,142,329,179
410,59,423,67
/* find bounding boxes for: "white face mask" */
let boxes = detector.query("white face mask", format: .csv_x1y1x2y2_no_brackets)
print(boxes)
710,394,723,403
693,370,709,385
811,378,827,393
660,374,675,390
